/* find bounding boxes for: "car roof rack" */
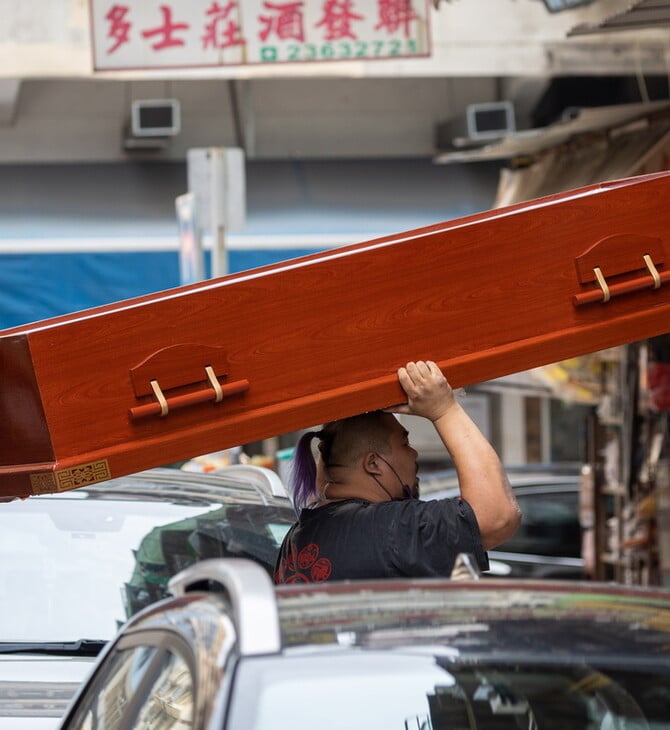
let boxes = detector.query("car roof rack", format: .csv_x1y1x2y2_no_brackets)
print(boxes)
449,553,482,581
213,464,289,499
168,558,281,656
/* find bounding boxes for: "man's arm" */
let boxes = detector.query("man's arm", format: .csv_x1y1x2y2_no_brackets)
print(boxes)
393,360,521,550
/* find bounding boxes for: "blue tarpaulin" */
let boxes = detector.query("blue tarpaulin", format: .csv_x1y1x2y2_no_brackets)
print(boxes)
0,159,499,329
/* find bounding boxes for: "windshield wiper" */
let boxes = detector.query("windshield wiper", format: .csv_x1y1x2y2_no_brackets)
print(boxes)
0,639,107,656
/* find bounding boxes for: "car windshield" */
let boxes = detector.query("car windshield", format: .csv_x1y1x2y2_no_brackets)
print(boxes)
229,651,670,730
0,486,293,643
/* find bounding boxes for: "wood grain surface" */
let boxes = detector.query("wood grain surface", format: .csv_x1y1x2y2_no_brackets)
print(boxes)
2,171,670,497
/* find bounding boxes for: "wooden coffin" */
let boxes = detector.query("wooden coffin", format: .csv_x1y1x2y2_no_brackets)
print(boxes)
3,171,670,499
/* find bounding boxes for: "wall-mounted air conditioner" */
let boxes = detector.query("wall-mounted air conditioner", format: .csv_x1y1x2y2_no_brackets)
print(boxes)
130,98,181,138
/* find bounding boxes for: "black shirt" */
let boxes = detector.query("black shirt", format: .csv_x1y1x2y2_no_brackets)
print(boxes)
274,496,488,583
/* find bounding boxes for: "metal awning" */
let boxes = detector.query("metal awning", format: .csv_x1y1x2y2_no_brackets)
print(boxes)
433,100,670,164
569,0,670,35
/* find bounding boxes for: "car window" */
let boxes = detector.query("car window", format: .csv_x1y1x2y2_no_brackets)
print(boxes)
497,491,581,558
70,643,194,729
0,495,294,642
229,652,447,730
229,652,670,730
134,649,194,728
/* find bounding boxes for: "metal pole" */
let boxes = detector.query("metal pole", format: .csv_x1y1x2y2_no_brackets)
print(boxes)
210,148,228,278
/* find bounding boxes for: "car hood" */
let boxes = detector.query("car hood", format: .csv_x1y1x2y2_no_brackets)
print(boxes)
0,655,95,729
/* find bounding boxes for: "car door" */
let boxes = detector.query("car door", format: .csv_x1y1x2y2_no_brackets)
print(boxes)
61,630,196,729
489,485,584,579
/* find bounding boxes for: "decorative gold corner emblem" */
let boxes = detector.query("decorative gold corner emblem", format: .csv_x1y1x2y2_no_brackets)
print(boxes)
29,472,58,494
55,460,112,491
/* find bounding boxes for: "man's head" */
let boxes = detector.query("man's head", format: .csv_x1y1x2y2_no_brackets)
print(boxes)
318,411,396,468
291,411,419,509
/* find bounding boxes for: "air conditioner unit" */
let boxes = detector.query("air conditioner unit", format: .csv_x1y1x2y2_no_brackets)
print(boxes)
130,98,181,137
435,100,516,150
465,101,516,141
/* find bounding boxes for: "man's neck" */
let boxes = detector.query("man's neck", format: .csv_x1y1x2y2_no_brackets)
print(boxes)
319,479,389,504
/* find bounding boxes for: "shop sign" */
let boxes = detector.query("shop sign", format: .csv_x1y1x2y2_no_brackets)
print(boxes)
89,1,432,71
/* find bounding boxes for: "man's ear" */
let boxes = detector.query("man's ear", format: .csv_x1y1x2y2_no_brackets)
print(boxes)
363,452,383,475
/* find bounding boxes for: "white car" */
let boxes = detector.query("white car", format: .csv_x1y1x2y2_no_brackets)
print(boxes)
0,466,294,728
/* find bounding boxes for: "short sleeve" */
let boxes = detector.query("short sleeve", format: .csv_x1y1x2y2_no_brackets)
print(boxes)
383,497,489,577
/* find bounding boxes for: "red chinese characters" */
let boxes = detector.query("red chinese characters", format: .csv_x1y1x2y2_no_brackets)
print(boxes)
258,2,306,42
99,1,425,61
105,5,132,54
315,1,364,41
203,2,245,50
375,0,418,38
141,5,190,51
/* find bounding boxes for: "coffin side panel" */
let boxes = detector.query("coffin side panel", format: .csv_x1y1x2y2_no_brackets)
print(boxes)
0,335,55,475
1,172,670,497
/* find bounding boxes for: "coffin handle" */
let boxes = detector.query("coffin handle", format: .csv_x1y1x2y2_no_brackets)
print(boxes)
573,234,668,306
573,254,669,306
129,369,249,421
150,379,169,417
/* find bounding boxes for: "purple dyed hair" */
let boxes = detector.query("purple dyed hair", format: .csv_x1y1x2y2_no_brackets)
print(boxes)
290,430,321,511
289,411,394,511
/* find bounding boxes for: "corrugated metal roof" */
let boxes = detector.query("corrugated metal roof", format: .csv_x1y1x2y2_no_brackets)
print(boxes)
569,0,670,35
434,100,670,164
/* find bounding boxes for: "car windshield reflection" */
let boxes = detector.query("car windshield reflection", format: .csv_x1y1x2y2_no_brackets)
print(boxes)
229,652,670,730
0,480,293,643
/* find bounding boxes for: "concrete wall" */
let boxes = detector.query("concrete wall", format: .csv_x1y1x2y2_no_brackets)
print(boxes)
0,76,516,163
0,0,663,165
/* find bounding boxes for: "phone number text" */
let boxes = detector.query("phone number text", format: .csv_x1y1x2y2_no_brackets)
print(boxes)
260,39,421,62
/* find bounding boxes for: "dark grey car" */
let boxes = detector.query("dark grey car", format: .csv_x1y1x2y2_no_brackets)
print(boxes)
58,557,670,729
420,469,584,579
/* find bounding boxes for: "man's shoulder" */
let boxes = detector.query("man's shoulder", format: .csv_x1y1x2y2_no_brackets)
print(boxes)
298,497,464,526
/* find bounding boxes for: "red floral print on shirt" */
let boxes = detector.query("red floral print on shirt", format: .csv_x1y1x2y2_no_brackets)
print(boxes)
276,542,332,583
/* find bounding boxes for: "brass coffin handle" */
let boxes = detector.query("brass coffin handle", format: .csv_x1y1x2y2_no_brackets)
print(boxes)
129,369,249,421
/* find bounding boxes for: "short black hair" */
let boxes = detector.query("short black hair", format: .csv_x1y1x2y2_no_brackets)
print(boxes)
320,411,396,468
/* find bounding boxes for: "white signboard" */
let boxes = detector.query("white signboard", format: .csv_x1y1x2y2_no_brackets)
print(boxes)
89,0,431,71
